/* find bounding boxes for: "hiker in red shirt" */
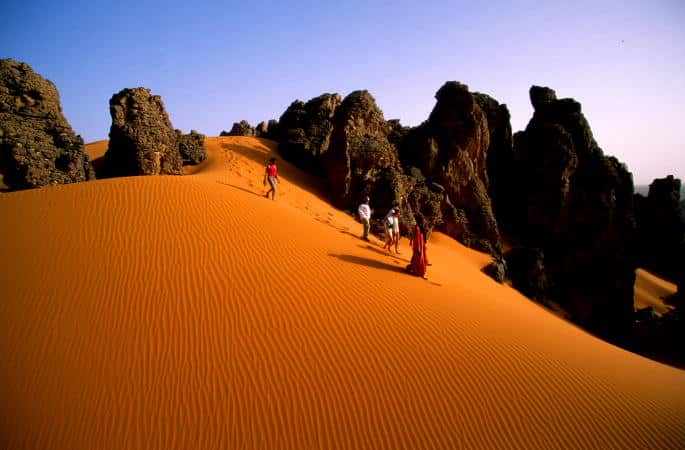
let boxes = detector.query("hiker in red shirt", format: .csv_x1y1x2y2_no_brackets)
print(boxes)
263,158,279,200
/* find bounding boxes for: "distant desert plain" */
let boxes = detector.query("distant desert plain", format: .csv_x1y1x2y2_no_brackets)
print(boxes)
1,136,684,449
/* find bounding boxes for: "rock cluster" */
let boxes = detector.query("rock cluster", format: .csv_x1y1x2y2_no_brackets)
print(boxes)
104,88,183,176
176,129,207,165
222,120,255,137
275,93,342,173
398,82,502,256
324,91,407,211
490,86,637,340
634,175,684,281
0,58,94,190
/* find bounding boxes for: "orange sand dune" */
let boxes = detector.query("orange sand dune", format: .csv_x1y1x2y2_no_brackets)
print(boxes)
1,136,684,449
634,268,677,315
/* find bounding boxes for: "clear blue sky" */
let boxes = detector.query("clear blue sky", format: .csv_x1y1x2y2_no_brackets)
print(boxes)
2,0,683,184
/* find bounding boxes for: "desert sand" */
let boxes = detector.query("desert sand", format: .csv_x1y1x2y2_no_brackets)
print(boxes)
1,136,684,449
634,268,677,316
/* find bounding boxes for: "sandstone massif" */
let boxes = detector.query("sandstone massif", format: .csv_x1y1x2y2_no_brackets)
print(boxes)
0,58,94,190
104,88,206,176
490,86,637,341
105,88,183,176
273,83,651,342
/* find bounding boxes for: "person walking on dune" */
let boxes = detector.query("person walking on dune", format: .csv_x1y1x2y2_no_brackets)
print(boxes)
383,208,401,253
263,157,279,200
358,195,372,242
407,213,428,279
391,208,401,254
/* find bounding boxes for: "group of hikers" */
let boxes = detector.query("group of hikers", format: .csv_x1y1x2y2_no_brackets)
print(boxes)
263,158,429,279
357,196,429,280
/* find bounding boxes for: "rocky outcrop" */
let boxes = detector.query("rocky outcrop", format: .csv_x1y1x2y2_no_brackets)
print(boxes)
104,88,182,176
0,58,94,191
223,120,255,137
254,121,269,137
176,129,207,165
474,93,514,233
506,248,548,301
635,175,684,283
323,91,408,216
492,86,636,340
398,82,502,256
276,93,342,173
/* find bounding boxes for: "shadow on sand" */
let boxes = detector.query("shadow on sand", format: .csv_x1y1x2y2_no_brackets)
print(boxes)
328,253,406,274
216,181,266,198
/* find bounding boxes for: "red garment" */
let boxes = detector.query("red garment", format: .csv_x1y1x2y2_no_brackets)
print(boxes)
266,163,278,177
409,225,427,277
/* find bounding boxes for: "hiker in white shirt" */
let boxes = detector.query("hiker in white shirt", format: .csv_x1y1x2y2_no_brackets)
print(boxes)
357,196,372,241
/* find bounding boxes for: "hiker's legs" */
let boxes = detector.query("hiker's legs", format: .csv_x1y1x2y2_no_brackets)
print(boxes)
268,176,277,200
362,218,370,240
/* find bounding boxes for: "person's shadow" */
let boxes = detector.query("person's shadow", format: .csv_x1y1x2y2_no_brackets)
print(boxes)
328,253,406,274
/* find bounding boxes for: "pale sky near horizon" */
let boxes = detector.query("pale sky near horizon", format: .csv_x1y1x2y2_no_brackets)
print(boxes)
2,0,683,184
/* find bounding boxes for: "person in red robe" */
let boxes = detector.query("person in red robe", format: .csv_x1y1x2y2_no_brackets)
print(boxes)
408,214,428,279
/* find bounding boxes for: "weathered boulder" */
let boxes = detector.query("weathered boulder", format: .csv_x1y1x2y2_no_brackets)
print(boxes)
276,93,342,173
398,82,502,256
492,85,636,340
506,248,548,301
323,90,408,218
0,58,94,190
104,88,182,176
254,121,270,137
634,175,684,282
176,129,207,165
223,120,255,137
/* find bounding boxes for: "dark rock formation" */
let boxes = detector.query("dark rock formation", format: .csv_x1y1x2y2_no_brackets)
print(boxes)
474,93,515,233
176,129,207,165
398,82,502,256
223,120,255,137
276,93,342,173
491,85,636,341
506,248,548,301
0,58,94,190
483,255,507,283
323,91,408,218
104,88,182,176
387,119,411,149
255,121,269,137
634,175,684,282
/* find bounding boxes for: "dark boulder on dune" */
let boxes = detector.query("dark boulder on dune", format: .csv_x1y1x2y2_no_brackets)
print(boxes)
398,82,502,257
491,85,636,341
0,58,94,191
176,129,207,165
276,93,342,173
323,90,409,219
506,247,548,301
105,87,183,176
223,120,255,137
634,175,684,282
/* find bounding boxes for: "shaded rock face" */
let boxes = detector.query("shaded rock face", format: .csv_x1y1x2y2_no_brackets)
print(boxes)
176,129,207,165
276,93,342,173
506,248,548,301
0,59,94,191
223,120,255,137
635,175,684,282
475,93,514,233
324,90,408,217
399,82,502,256
105,88,182,176
492,86,636,340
